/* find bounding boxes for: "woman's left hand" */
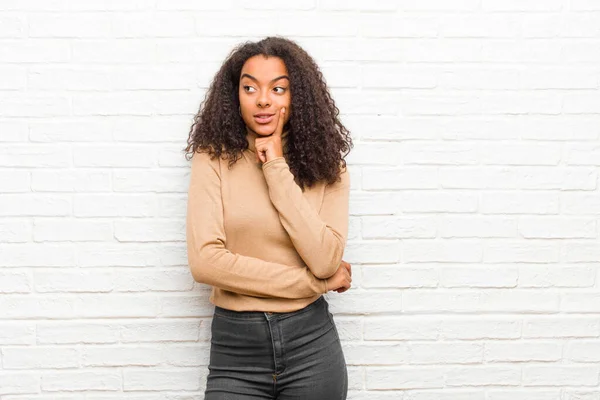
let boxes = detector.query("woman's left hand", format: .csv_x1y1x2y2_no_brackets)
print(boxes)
254,107,285,163
334,260,352,293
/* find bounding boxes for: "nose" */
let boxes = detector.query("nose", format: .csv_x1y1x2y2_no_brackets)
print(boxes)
257,90,271,108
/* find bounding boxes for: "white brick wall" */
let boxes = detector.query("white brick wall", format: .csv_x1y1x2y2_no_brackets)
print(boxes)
1,0,600,398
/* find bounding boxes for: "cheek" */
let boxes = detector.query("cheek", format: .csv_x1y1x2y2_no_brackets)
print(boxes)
238,90,249,109
239,101,251,118
282,97,291,119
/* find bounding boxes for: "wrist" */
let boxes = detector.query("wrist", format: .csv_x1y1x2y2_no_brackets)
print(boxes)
262,156,285,169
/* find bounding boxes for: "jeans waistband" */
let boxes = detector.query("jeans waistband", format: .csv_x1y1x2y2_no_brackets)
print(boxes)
214,295,326,321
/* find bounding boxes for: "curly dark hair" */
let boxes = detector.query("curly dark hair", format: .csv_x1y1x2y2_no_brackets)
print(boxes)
183,36,353,190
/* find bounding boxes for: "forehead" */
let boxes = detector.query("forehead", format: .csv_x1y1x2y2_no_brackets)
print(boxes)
240,55,288,80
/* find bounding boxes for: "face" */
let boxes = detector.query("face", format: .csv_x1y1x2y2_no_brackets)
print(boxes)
239,55,292,137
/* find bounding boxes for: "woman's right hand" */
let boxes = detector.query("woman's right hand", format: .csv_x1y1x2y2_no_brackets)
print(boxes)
326,260,352,293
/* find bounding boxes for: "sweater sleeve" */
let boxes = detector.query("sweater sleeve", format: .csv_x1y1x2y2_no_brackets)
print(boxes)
186,151,328,298
261,157,350,279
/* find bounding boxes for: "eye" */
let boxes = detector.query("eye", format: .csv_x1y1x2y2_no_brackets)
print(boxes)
273,87,287,94
243,85,255,93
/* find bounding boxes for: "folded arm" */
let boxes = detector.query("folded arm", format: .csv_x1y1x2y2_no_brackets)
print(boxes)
262,157,350,279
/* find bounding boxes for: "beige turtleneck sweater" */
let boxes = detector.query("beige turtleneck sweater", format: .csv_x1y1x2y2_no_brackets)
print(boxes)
185,129,350,312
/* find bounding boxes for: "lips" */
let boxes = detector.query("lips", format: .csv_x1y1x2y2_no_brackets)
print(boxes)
254,113,274,124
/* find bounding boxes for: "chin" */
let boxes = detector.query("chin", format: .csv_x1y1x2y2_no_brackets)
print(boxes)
253,124,274,134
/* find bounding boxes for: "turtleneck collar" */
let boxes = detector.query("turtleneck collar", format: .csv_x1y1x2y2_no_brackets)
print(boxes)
246,128,290,154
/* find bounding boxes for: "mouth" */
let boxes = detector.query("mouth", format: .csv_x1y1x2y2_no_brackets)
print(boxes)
253,113,275,124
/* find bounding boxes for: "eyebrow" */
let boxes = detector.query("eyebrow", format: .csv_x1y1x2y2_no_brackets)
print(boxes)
241,73,289,84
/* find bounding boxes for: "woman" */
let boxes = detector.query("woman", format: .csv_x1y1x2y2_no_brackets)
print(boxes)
184,36,353,400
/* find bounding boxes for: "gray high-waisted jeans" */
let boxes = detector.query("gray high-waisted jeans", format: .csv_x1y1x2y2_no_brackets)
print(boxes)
204,295,348,400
